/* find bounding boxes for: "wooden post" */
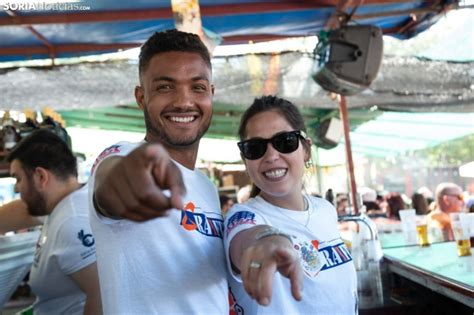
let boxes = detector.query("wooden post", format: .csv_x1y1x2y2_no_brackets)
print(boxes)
339,95,359,214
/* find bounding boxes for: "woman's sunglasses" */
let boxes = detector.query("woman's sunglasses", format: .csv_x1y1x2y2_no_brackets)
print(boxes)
237,130,307,160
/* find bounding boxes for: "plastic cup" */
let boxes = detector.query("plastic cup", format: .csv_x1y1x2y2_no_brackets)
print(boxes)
450,213,472,257
416,215,430,247
399,209,417,245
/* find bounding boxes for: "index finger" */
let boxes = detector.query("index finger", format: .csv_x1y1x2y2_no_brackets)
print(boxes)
145,144,186,210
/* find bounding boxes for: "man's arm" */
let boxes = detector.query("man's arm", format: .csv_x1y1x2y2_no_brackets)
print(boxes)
229,225,303,306
93,143,186,221
0,199,42,234
69,262,102,315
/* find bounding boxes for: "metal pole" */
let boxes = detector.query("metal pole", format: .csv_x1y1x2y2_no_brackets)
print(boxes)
339,95,359,214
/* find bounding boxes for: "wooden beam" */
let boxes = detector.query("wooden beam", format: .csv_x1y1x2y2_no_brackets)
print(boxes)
0,0,420,27
0,43,140,56
339,95,359,214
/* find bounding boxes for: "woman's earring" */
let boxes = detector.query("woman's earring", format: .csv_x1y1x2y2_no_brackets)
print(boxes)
305,160,313,169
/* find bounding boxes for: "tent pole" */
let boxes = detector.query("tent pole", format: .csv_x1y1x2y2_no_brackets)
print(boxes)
339,95,359,214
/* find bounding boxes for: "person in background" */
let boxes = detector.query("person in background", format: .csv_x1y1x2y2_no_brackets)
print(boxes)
427,182,464,241
360,187,385,218
336,193,349,216
411,192,429,215
220,194,235,215
89,30,228,314
466,197,474,213
386,193,406,220
224,95,357,314
417,186,434,205
0,129,101,314
325,188,334,205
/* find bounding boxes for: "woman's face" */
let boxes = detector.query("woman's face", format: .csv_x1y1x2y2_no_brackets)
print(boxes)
242,110,309,204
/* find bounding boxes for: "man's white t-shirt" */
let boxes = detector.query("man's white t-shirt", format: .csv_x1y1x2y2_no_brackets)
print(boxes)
89,141,228,314
29,185,96,315
225,195,358,315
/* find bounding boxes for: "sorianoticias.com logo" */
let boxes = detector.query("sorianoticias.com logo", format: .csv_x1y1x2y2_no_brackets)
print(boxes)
2,0,91,11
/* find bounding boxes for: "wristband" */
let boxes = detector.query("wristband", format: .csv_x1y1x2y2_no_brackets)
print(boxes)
255,227,293,245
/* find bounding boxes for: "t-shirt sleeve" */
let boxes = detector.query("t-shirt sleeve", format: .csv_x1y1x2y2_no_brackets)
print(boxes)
223,203,268,281
55,216,97,275
88,142,138,224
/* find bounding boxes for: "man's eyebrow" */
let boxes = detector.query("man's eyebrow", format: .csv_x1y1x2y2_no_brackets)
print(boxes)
152,76,175,82
151,76,210,83
191,76,210,82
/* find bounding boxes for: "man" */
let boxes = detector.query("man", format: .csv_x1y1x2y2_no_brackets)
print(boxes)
428,182,464,241
90,30,228,313
2,129,101,314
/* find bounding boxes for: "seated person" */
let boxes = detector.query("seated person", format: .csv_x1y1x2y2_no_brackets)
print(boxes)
427,182,464,241
360,187,386,218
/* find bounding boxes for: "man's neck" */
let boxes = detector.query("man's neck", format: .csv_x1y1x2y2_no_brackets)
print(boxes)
144,136,199,170
46,178,81,214
166,146,198,170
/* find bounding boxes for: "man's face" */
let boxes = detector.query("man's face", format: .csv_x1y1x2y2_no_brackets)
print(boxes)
10,160,47,216
136,51,213,148
442,186,464,213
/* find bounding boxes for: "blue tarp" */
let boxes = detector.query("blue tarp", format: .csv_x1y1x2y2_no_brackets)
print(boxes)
0,0,457,62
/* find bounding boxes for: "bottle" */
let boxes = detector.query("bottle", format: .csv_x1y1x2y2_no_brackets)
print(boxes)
1,111,19,150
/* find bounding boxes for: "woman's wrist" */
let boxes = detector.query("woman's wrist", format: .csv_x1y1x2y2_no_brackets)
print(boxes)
254,226,293,245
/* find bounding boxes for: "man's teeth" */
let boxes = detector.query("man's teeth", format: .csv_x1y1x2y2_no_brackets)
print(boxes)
264,169,287,178
170,116,195,123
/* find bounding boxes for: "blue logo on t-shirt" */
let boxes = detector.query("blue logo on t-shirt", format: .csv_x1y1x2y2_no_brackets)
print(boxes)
319,242,352,271
78,230,95,247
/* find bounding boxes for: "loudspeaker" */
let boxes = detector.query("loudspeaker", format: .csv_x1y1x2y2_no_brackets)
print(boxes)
312,25,383,96
315,117,343,149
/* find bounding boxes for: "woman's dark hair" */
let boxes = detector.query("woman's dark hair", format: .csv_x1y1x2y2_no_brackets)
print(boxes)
238,95,311,198
411,193,429,215
139,29,211,79
7,129,77,179
386,193,406,220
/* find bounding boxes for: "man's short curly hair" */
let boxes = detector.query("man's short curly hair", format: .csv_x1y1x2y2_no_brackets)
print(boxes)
138,29,211,77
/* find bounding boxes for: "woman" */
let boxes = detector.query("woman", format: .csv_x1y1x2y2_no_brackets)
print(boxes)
411,192,429,215
385,193,406,220
224,96,357,314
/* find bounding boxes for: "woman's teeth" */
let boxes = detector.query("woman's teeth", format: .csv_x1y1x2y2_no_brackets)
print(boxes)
264,169,287,178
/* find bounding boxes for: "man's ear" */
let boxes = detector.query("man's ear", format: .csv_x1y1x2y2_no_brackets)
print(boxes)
33,167,50,190
441,195,450,207
135,85,145,110
211,84,215,96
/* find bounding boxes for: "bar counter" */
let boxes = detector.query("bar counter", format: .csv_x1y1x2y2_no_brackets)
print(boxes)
382,238,474,308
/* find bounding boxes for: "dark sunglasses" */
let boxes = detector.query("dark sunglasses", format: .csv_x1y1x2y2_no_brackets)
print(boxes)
237,130,307,160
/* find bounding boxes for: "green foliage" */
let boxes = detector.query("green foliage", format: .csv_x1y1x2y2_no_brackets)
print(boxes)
413,134,474,167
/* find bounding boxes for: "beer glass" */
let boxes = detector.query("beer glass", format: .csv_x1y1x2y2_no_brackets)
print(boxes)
415,215,430,247
450,213,471,257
